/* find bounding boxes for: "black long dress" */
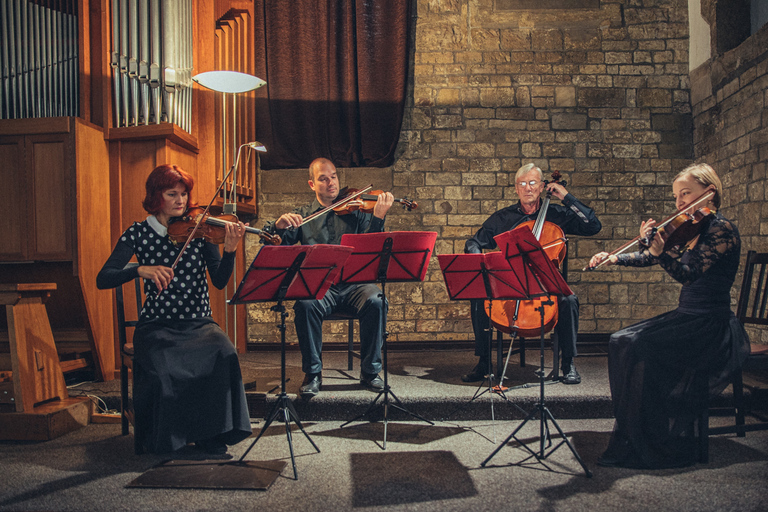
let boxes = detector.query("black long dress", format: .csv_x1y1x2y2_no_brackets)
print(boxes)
97,217,252,454
603,212,750,468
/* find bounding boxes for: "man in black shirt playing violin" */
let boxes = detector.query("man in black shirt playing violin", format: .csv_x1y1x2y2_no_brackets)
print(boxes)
463,163,602,385
265,158,394,399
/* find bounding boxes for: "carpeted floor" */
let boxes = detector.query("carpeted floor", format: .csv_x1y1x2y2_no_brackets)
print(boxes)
2,348,767,511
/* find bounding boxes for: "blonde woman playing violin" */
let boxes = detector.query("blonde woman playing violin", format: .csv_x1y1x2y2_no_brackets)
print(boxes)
589,163,750,469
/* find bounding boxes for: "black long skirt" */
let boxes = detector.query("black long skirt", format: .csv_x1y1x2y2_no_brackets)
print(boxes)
604,309,749,469
132,318,252,454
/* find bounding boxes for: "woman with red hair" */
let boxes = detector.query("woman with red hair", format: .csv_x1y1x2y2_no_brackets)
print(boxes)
97,164,252,456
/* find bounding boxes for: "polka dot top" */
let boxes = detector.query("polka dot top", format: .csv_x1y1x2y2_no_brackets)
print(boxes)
120,221,212,320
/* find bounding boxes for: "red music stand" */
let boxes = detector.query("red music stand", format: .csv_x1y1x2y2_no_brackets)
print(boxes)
480,227,592,478
229,244,353,480
336,231,437,449
438,250,538,419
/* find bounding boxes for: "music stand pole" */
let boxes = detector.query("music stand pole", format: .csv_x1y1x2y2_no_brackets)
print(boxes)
481,228,592,478
230,244,352,480
438,254,530,421
337,232,437,449
237,254,320,480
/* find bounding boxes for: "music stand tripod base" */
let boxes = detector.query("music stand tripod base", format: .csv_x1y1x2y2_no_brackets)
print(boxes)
336,231,438,449
229,244,353,479
480,228,591,477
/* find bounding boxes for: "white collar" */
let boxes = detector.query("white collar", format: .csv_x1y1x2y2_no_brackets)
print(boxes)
147,215,168,236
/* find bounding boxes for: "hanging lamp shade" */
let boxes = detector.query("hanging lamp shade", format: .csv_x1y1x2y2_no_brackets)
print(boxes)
192,71,266,93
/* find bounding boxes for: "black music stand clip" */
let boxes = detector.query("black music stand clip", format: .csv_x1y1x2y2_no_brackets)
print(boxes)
337,231,437,449
230,244,353,480
479,228,592,478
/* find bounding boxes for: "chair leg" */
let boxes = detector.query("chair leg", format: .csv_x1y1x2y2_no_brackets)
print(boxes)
698,407,709,463
732,370,746,437
551,331,559,380
120,363,129,437
347,319,354,371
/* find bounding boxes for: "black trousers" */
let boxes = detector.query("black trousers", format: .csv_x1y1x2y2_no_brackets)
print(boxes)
294,282,386,375
470,294,579,368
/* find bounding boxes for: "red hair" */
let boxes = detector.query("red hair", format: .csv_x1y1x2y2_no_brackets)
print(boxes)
142,164,197,214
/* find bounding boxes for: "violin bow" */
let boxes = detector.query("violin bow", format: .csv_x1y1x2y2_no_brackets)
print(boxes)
585,188,716,271
293,185,373,228
157,144,250,297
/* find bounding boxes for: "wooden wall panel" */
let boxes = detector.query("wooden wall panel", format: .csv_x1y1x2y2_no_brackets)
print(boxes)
0,138,26,260
74,119,113,380
29,137,71,259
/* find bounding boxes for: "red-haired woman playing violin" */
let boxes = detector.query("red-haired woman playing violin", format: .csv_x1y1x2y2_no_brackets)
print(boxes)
96,164,251,456
589,163,750,469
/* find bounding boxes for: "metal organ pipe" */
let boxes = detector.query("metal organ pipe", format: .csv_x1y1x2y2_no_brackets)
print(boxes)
0,0,78,120
108,0,192,128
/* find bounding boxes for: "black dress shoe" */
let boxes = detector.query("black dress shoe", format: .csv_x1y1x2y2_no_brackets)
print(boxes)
596,454,624,467
561,361,581,385
195,438,228,455
461,361,488,383
300,373,322,398
360,372,384,390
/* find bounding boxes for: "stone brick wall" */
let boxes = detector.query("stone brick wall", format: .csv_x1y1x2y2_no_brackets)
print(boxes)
690,23,768,342
247,0,700,346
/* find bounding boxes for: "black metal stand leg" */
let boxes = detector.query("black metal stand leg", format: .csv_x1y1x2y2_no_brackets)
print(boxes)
340,285,433,449
481,300,592,478
239,302,320,480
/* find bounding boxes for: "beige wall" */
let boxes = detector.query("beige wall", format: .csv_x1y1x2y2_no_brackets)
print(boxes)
247,0,764,347
690,23,768,342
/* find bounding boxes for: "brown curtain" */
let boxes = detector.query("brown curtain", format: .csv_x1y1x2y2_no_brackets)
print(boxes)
252,0,412,169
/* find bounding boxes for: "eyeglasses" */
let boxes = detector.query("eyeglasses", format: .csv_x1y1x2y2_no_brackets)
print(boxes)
516,180,540,188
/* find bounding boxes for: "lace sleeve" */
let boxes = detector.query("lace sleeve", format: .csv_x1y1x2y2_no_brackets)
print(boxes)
657,216,738,285
615,249,659,267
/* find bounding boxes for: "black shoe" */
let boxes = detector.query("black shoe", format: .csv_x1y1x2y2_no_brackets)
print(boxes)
360,372,384,391
561,361,581,385
195,438,228,455
461,360,489,383
596,454,624,467
300,373,322,398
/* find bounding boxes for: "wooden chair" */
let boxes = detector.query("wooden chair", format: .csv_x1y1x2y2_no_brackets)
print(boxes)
115,263,143,454
325,312,360,371
699,250,768,462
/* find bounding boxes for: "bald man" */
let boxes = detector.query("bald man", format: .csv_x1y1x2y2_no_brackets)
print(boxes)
265,158,394,399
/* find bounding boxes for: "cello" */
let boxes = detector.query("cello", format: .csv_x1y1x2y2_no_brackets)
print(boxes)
485,171,568,337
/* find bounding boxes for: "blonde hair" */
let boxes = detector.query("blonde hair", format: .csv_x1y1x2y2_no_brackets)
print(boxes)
514,163,543,184
674,163,722,208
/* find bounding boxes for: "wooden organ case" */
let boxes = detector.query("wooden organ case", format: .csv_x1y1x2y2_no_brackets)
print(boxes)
0,1,258,432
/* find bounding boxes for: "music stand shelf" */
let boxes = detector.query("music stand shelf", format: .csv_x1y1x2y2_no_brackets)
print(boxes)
229,244,354,480
337,231,437,449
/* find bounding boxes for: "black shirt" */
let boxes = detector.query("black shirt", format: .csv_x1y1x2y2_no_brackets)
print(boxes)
465,193,602,254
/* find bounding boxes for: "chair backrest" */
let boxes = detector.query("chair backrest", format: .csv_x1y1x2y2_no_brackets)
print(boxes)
736,250,768,327
115,263,143,350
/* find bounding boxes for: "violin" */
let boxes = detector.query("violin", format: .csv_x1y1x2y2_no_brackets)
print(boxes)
332,187,418,214
640,206,714,253
292,184,417,229
168,207,281,246
585,188,716,271
485,171,568,337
